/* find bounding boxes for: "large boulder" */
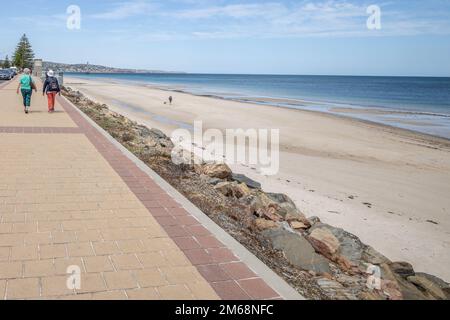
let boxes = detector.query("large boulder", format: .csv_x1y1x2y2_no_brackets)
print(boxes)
149,128,167,139
380,263,432,300
255,192,310,225
308,227,340,260
407,274,448,300
266,193,296,207
414,273,450,299
361,246,390,265
388,261,415,279
197,163,232,179
263,228,331,274
306,223,365,272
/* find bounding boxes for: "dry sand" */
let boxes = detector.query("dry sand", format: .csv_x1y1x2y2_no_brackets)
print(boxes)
65,76,450,281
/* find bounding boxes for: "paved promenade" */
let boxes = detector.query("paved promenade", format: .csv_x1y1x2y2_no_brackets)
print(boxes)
0,79,290,300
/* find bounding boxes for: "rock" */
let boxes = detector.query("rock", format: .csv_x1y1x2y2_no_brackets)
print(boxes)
241,194,264,215
414,273,450,288
266,193,296,207
136,125,153,138
388,261,415,279
214,182,235,197
200,163,232,179
256,192,277,207
256,191,310,225
308,216,321,226
265,192,304,220
136,125,174,150
256,206,283,222
335,273,364,287
149,128,167,139
159,138,174,148
144,137,158,147
231,173,262,189
307,223,365,272
307,227,340,260
381,279,403,300
121,132,135,142
316,277,359,300
380,263,431,300
214,181,251,199
171,148,192,164
289,221,308,230
200,175,222,185
414,272,450,299
234,183,251,198
361,246,390,265
407,275,448,300
263,228,331,274
254,218,278,230
279,205,310,224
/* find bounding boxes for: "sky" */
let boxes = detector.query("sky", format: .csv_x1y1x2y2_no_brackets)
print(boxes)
1,0,450,76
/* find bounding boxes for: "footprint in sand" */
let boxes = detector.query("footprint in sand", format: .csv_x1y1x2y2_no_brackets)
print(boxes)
363,202,372,208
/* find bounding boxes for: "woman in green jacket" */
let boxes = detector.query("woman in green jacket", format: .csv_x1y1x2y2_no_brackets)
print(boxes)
16,68,37,114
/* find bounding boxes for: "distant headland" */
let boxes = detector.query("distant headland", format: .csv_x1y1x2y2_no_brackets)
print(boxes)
42,61,182,74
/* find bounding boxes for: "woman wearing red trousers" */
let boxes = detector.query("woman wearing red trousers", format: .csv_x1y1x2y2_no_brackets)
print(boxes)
42,70,61,112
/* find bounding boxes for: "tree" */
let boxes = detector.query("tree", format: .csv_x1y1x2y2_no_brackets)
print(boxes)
13,34,35,69
3,55,11,68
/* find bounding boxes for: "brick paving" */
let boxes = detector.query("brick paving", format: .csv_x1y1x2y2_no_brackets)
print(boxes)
0,79,282,300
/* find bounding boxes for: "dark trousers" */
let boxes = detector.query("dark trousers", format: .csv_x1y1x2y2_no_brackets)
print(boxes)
21,89,32,107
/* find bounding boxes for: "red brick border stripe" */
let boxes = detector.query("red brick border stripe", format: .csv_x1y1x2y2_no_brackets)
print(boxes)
57,96,282,300
0,126,83,133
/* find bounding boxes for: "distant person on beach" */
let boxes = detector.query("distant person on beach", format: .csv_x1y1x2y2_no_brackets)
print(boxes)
16,68,36,114
42,70,61,113
169,96,173,105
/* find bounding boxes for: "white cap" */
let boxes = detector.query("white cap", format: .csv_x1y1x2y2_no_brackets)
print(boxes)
47,70,54,77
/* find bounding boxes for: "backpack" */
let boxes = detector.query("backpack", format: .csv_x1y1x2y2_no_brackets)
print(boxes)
48,77,59,91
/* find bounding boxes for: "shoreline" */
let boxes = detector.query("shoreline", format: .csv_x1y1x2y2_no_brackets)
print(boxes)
67,75,450,150
64,76,450,282
65,74,450,141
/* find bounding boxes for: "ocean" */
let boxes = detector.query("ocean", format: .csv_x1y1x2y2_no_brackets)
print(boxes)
66,73,450,139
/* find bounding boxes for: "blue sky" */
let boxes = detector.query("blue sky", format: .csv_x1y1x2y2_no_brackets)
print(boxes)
1,0,450,76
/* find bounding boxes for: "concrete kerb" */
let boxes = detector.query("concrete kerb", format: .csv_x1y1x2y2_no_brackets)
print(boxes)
58,94,305,300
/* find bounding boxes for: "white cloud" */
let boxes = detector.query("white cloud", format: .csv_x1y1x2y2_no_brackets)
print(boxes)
90,0,157,20
84,0,450,39
172,3,287,19
174,1,450,39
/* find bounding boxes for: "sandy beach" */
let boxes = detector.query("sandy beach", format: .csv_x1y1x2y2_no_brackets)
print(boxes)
65,76,450,282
